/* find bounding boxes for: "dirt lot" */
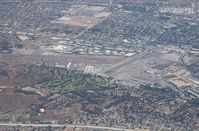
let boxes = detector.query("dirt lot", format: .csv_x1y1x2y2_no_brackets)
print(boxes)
0,88,39,113
0,60,55,87
54,6,110,28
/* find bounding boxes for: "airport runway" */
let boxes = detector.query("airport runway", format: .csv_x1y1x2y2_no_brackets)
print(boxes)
0,53,125,66
0,123,138,131
103,49,150,75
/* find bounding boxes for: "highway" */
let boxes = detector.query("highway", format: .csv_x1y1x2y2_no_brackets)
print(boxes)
0,123,139,131
0,1,109,7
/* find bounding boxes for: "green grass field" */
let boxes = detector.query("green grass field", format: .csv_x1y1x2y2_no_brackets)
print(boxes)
35,69,109,94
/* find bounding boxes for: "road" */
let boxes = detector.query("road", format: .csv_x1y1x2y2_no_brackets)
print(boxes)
0,1,109,7
0,123,139,131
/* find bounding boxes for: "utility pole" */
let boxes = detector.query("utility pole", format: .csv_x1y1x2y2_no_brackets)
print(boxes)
192,2,198,19
109,0,113,12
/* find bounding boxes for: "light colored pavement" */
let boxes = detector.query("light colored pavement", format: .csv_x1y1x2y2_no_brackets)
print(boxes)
0,123,138,131
103,49,149,75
